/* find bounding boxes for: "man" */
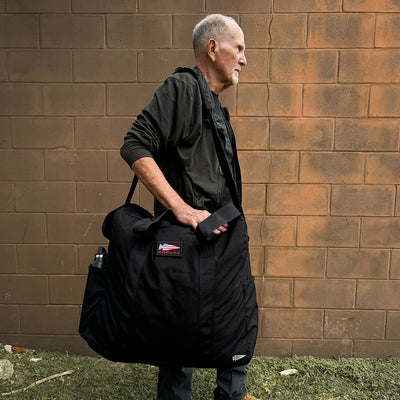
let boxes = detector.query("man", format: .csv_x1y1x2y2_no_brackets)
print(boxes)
121,14,259,400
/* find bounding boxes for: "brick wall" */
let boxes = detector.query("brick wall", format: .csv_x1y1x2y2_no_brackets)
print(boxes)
1,0,400,358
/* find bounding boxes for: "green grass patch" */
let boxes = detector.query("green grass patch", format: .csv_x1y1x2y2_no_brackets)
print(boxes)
0,346,399,399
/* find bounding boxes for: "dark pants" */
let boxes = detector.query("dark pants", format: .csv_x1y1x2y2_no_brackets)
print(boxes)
157,366,247,400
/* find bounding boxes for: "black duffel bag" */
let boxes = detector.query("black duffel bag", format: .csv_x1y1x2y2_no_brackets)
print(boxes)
79,190,258,368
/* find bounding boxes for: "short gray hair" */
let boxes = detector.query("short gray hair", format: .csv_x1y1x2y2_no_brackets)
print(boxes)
192,14,238,56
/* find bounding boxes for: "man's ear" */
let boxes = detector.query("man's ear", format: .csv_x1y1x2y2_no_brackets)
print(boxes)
207,38,217,61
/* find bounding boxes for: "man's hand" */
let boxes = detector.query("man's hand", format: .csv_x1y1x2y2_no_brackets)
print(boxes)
173,203,228,235
132,157,228,235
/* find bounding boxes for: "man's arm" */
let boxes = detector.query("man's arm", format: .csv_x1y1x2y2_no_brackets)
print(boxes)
132,157,227,234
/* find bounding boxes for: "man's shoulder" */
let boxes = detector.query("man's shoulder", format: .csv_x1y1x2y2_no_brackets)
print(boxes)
166,67,198,87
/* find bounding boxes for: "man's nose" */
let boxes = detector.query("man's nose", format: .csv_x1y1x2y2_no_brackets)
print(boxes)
239,54,247,66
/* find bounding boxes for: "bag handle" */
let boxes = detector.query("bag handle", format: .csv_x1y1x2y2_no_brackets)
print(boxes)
132,203,241,241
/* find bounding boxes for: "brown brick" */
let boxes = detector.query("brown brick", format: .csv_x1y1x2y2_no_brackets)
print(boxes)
40,15,104,48
328,249,389,279
308,14,375,48
298,216,360,247
275,0,340,12
295,279,355,308
332,185,395,216
266,247,326,278
262,309,323,338
0,15,38,48
238,84,301,117
344,0,400,11
230,117,269,150
43,84,105,116
300,152,364,184
0,245,17,273
107,15,171,49
107,149,133,182
12,118,74,148
0,118,11,148
0,150,43,180
335,119,400,151
207,0,271,12
74,50,137,83
45,150,106,181
357,281,400,309
249,246,264,276
72,0,136,13
293,340,352,358
271,50,337,83
8,50,72,82
247,216,296,246
237,85,268,116
0,334,53,352
106,83,159,116
365,154,400,184
304,85,369,117
242,184,266,215
391,250,400,279
325,311,385,339
376,15,400,48
47,214,105,244
0,84,42,116
7,0,70,12
140,0,203,13
0,305,19,333
0,51,6,81
0,275,48,304
0,214,45,243
354,341,400,357
267,184,329,215
0,182,13,212
17,245,77,274
340,50,400,83
138,50,194,82
370,86,400,117
361,218,400,248
52,335,96,356
241,15,307,49
270,119,333,151
77,182,131,213
387,312,400,339
20,306,79,334
75,117,131,149
239,151,298,184
49,276,86,304
77,245,101,274
15,182,76,212
173,15,204,49
240,51,269,83
255,339,291,357
258,278,292,308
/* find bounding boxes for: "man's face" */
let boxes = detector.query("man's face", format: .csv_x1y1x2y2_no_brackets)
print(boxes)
215,22,247,88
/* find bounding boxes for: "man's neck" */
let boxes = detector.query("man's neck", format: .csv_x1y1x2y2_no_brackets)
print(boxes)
196,62,228,95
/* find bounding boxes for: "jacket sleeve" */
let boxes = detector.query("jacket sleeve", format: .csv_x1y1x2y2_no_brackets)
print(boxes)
120,75,197,168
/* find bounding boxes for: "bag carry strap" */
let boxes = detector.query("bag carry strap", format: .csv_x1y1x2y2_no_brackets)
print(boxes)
132,203,241,240
195,203,241,240
125,174,138,205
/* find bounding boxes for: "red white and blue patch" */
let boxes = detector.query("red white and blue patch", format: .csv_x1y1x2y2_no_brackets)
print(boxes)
156,241,182,257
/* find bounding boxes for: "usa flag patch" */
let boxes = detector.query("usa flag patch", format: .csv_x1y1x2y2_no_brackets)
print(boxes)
156,241,182,257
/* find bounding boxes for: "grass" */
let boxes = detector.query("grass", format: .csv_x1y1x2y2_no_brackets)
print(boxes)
0,345,399,399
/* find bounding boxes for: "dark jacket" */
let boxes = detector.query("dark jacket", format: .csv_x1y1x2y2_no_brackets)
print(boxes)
120,67,241,215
